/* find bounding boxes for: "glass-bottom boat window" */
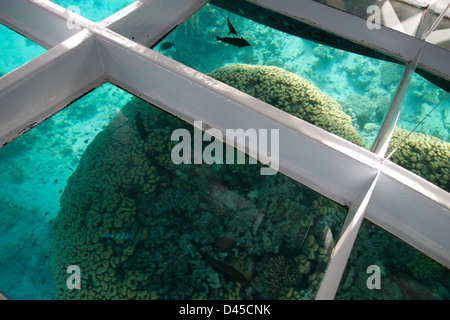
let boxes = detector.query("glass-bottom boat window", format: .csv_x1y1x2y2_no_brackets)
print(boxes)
0,82,348,300
50,87,348,300
152,0,406,151
0,24,47,77
311,0,423,36
49,0,136,22
336,220,450,300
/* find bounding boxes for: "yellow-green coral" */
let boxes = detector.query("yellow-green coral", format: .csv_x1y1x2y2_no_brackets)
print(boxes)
210,64,449,192
263,255,300,299
388,127,450,191
210,64,366,148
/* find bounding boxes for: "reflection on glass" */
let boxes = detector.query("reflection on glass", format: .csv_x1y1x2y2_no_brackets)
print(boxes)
49,89,348,300
424,2,450,50
0,24,46,77
49,0,135,22
336,220,450,300
386,73,449,192
152,1,406,150
312,0,423,35
0,83,133,299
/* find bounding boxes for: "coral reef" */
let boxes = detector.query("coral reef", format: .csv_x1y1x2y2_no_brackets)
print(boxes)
54,93,345,299
263,256,300,298
340,93,378,129
210,64,366,148
211,63,450,192
52,64,449,300
52,93,347,300
388,127,450,192
407,252,444,281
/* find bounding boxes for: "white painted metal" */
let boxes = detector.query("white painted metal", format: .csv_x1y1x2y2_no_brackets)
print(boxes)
380,0,408,34
368,160,450,268
425,1,450,38
316,170,381,300
0,30,104,147
102,0,208,47
372,48,422,156
0,0,92,48
97,33,382,207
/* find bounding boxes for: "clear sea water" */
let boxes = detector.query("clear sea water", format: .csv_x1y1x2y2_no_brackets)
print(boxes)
49,0,136,22
0,1,448,300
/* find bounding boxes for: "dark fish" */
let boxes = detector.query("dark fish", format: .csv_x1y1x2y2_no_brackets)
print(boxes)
213,237,236,250
99,232,132,240
189,240,248,283
227,18,237,36
135,111,148,141
160,41,174,50
216,36,250,48
54,179,58,183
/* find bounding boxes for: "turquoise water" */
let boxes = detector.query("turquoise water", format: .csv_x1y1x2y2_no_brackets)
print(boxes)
0,1,448,300
49,0,136,22
0,24,46,77
0,83,133,299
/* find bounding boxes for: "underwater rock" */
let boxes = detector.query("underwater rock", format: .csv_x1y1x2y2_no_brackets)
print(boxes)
341,93,378,128
407,252,444,281
214,236,236,250
364,123,379,133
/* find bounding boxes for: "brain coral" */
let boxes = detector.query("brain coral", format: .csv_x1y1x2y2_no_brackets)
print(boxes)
210,64,449,192
52,97,212,300
209,64,366,148
388,127,450,192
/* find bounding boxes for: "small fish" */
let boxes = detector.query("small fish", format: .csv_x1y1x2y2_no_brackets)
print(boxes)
323,226,334,252
99,232,132,240
227,18,237,36
135,111,148,141
189,239,248,283
54,179,58,183
216,36,250,48
213,236,236,250
160,41,174,50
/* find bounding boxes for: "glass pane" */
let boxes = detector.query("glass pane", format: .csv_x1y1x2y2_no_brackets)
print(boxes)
46,89,348,300
312,0,423,36
336,220,450,300
49,0,136,22
387,72,449,192
152,0,406,150
0,83,133,299
0,24,46,77
426,9,450,51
